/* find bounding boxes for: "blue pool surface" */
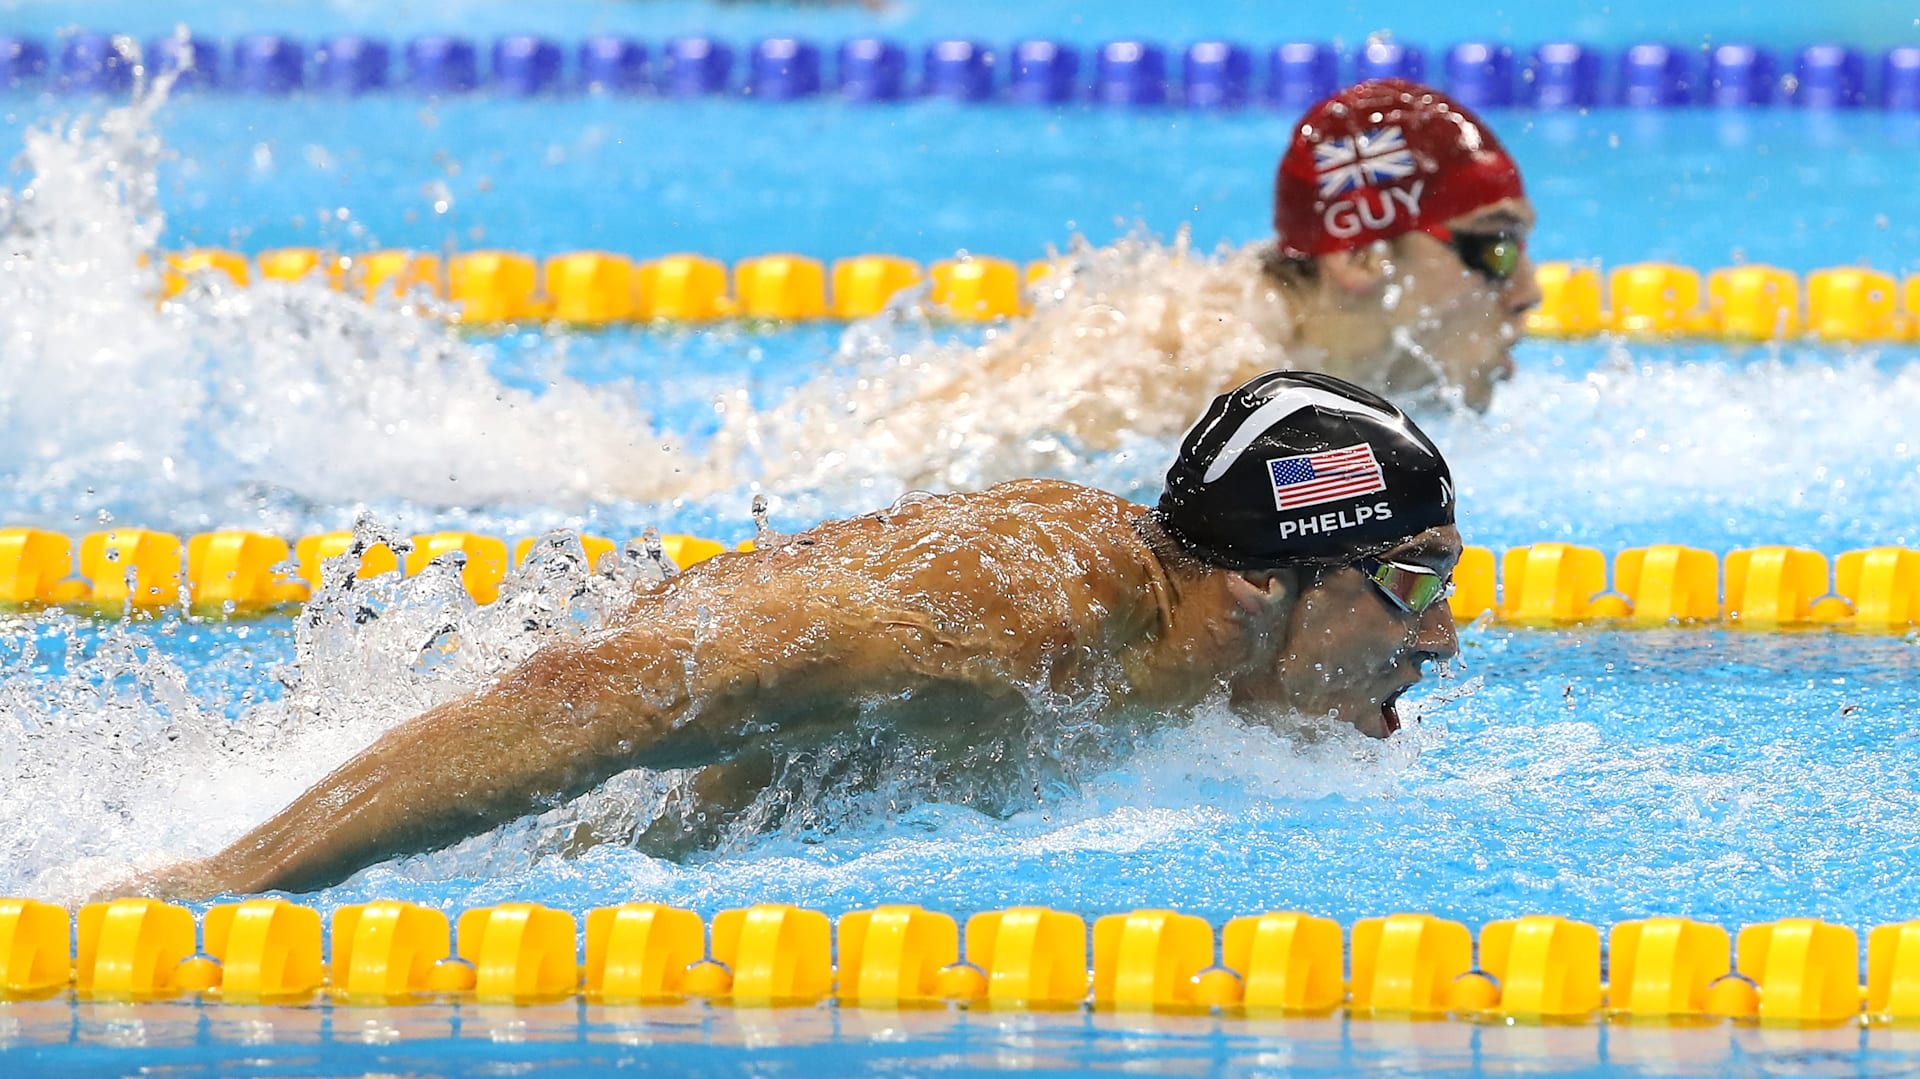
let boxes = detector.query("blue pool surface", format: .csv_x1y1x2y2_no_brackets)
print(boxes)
5,98,1920,276
5,1,1920,1074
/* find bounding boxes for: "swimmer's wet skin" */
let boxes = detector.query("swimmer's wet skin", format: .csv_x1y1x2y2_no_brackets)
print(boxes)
134,372,1461,899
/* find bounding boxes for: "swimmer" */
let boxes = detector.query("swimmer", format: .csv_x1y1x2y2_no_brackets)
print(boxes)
708,78,1538,498
1260,77,1541,411
129,371,1462,899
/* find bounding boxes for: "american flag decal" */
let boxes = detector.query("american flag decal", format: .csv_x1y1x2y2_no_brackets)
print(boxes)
1312,125,1418,198
1267,444,1387,511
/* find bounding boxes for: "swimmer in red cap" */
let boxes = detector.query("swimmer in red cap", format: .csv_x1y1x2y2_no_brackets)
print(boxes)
739,78,1540,498
1266,77,1539,411
125,372,1462,898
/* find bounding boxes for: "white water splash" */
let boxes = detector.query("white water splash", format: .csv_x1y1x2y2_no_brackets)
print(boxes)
697,234,1301,501
0,81,679,532
1433,344,1920,549
7,524,672,902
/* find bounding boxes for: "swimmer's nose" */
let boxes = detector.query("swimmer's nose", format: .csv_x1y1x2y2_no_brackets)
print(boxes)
1505,252,1543,321
1414,600,1459,663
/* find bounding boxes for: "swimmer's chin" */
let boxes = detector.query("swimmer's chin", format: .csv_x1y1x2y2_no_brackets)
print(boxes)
1331,688,1412,740
1234,699,1400,742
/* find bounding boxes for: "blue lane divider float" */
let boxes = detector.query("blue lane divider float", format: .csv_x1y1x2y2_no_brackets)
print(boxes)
235,34,303,94
1619,43,1692,106
408,35,479,94
1354,41,1424,83
923,39,993,101
146,35,219,89
838,38,905,102
495,35,563,96
1887,47,1920,110
59,32,134,94
9,32,1920,110
1795,44,1866,107
1530,42,1600,107
1095,41,1166,106
1268,42,1339,110
1009,40,1075,104
579,35,647,94
1706,44,1774,106
750,38,821,100
1445,43,1515,107
1184,41,1250,108
317,35,389,94
661,36,732,97
1,35,49,89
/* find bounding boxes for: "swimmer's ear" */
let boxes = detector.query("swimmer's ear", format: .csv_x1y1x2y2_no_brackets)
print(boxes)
1224,571,1295,625
1317,243,1391,294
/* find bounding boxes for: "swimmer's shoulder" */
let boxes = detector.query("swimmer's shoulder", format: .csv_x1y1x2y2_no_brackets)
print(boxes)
901,479,1154,554
763,480,1153,579
975,477,1147,521
968,480,1167,580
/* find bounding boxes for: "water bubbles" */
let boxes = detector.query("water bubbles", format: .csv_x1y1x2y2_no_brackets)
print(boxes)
750,493,784,549
638,527,675,579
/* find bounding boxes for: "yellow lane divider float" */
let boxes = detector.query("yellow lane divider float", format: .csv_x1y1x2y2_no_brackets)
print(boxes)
161,247,1920,340
0,896,1912,1025
1531,262,1916,341
2,528,1916,631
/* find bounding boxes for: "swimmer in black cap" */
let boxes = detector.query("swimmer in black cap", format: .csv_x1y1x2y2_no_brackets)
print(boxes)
1152,369,1459,738
128,372,1461,899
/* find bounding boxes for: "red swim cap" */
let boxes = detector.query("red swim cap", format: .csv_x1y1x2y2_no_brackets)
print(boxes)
1274,79,1524,259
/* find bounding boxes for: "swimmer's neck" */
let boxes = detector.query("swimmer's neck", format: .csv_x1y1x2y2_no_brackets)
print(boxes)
1129,516,1270,704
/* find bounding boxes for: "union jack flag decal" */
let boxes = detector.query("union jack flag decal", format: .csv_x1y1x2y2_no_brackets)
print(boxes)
1313,125,1418,198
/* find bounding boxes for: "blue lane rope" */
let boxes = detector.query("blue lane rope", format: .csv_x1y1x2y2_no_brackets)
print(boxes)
3,33,1917,109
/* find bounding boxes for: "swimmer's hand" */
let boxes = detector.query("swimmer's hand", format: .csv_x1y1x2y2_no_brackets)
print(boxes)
88,857,230,905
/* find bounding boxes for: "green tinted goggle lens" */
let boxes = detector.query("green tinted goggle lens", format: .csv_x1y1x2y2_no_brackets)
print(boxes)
1450,231,1523,283
1359,558,1453,614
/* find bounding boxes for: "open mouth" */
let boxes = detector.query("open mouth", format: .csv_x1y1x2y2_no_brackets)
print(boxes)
1382,688,1406,735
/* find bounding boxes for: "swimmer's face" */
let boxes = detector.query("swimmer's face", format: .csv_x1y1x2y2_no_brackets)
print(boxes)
1230,525,1462,738
1307,199,1540,411
1384,200,1541,410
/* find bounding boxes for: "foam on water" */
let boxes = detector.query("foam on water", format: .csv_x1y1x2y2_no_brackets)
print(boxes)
692,233,1298,502
1436,344,1920,551
0,80,679,533
0,525,657,900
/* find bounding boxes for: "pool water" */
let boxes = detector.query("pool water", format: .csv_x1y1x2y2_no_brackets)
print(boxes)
6,995,1920,1076
5,1,1920,1074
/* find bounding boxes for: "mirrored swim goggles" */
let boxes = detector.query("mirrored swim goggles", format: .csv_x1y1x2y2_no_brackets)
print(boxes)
1353,556,1454,615
1425,226,1526,283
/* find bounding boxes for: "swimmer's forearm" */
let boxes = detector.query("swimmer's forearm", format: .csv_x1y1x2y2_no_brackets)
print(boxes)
200,708,608,894
167,605,900,898
192,638,692,896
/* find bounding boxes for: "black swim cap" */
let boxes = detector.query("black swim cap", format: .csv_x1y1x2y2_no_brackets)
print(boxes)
1156,371,1454,568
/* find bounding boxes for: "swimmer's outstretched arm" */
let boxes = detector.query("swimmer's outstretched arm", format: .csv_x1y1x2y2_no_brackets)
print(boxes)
143,606,865,899
141,628,703,898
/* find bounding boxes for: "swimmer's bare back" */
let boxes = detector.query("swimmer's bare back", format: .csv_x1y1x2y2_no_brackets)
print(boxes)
144,480,1179,899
